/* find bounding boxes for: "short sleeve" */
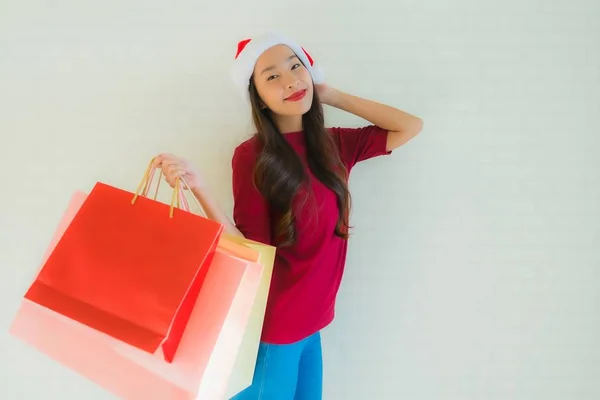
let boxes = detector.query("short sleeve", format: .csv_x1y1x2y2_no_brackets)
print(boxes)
231,143,272,244
331,125,391,170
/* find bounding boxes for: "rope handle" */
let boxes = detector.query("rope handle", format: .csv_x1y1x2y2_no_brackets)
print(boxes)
129,158,260,262
131,157,207,218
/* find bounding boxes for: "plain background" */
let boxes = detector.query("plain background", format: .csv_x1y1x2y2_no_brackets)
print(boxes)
1,0,599,398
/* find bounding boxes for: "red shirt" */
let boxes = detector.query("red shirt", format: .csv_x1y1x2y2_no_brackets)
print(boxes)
231,125,391,344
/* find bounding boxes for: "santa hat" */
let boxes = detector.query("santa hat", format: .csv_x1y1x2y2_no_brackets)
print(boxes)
231,32,324,102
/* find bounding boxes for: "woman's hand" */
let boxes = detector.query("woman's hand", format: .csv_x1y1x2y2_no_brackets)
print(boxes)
315,83,341,107
152,153,204,191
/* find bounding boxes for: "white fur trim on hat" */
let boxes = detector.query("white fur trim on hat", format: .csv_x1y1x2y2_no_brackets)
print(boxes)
231,32,324,103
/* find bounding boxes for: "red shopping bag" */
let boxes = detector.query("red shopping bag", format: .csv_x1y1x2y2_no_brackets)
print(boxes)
24,163,224,363
10,190,264,400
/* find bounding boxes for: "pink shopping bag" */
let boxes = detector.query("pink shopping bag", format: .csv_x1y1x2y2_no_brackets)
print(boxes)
10,191,264,399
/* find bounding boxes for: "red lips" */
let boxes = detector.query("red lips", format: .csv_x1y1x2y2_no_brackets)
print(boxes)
285,89,307,101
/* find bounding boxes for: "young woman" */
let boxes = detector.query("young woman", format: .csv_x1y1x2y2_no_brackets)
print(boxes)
154,32,423,399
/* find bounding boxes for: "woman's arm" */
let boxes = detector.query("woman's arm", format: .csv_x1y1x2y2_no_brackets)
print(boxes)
153,153,244,237
191,187,244,238
317,84,424,152
154,148,270,244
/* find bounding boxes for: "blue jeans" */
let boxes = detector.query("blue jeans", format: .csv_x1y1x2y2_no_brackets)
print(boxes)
230,331,323,399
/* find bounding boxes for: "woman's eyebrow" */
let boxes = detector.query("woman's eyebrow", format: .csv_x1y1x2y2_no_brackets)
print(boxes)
260,55,299,75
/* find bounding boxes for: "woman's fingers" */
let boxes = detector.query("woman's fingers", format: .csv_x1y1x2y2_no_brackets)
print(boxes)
179,172,195,190
153,154,196,189
164,166,189,188
166,164,186,177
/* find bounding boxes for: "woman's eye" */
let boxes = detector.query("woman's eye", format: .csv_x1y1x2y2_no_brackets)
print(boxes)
267,75,278,81
291,63,301,70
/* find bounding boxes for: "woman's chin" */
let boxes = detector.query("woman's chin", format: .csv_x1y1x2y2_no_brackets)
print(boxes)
278,98,312,116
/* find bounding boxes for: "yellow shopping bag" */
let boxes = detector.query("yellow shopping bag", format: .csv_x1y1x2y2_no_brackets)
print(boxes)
174,180,276,398
221,234,276,399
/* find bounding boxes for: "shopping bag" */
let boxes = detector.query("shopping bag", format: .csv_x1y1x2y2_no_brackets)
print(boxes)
24,160,224,362
10,190,264,399
221,235,276,399
173,189,277,398
193,235,271,399
113,246,264,400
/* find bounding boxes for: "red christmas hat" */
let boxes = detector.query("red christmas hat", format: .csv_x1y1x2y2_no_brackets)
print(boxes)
231,32,324,102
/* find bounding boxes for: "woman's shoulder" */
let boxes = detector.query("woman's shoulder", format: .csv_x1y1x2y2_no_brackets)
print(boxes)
234,133,260,152
232,134,261,167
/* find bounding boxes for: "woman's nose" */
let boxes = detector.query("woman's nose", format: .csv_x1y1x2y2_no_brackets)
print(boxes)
283,72,300,89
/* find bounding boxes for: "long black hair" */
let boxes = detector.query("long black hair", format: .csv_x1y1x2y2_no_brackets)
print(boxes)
248,80,352,247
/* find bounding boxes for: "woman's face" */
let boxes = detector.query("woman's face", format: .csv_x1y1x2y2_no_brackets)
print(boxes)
252,44,314,117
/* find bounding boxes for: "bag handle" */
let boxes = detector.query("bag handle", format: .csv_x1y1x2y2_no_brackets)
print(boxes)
130,158,260,261
131,157,207,219
171,175,260,261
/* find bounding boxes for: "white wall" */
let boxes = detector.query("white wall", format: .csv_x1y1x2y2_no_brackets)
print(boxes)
1,0,599,398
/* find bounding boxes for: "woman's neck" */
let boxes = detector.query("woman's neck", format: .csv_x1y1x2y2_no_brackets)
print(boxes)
275,114,303,133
